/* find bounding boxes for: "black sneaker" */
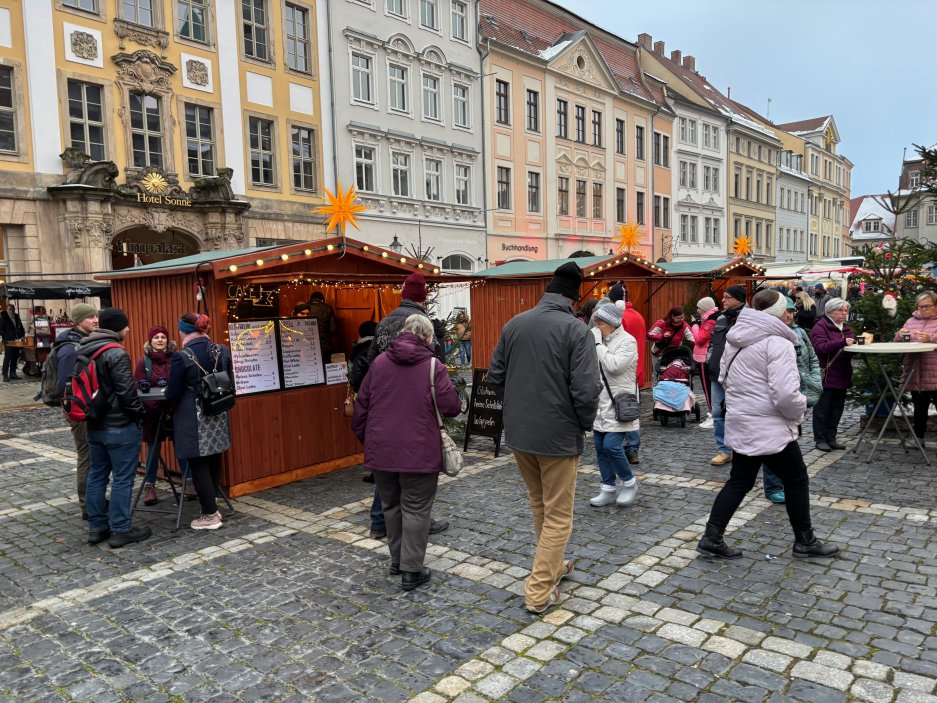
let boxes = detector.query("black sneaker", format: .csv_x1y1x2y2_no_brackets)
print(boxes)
88,529,111,545
108,526,152,549
428,519,449,535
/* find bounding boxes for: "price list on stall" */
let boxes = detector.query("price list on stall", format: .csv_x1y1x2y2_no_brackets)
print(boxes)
228,320,281,395
278,318,325,388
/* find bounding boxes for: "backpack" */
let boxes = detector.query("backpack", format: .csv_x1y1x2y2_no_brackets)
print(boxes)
182,345,235,415
40,341,78,407
62,343,123,422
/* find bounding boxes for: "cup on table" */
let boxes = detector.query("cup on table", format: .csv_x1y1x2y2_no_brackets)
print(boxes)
138,379,151,393
856,336,865,346
903,333,912,343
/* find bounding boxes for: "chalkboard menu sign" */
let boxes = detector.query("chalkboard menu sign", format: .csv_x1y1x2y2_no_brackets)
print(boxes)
279,318,325,388
463,367,504,456
229,320,281,395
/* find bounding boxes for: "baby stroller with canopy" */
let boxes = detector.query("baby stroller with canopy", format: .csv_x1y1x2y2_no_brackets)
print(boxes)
651,346,701,427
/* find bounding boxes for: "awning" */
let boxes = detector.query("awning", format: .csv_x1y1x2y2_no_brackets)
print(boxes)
0,279,112,299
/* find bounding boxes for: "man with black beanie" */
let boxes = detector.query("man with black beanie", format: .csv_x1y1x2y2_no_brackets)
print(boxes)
77,307,150,549
488,262,601,614
705,285,747,466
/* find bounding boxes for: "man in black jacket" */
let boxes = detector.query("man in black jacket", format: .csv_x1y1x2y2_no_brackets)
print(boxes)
1,303,26,381
79,308,151,549
705,285,746,466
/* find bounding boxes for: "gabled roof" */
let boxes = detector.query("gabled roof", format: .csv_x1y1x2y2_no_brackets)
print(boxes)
775,116,832,135
475,253,666,278
658,257,766,276
848,196,896,237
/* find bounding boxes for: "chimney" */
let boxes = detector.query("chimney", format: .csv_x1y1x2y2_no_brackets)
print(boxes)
670,50,681,64
653,40,665,55
637,33,652,50
682,55,696,72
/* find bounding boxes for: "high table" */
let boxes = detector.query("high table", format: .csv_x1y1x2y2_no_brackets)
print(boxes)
845,342,937,465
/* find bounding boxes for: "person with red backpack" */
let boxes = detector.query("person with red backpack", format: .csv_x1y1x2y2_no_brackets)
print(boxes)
74,308,149,548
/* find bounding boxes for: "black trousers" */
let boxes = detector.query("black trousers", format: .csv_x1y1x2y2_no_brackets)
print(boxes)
708,440,812,534
813,388,847,443
911,391,937,438
189,454,222,514
2,346,20,377
698,363,712,412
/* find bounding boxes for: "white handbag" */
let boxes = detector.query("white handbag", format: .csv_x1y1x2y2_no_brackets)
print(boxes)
430,358,464,477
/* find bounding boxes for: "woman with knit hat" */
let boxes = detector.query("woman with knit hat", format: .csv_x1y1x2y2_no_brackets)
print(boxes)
588,303,640,507
133,325,187,506
810,298,856,452
166,312,234,530
691,297,719,428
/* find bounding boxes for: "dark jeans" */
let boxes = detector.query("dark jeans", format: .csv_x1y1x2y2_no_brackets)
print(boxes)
708,440,812,534
371,487,385,532
813,388,847,443
189,454,222,515
87,423,142,533
911,391,937,438
762,468,784,495
2,346,20,377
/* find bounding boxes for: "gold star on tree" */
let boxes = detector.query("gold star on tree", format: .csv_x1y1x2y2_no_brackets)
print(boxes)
313,181,367,237
614,222,642,253
733,235,753,257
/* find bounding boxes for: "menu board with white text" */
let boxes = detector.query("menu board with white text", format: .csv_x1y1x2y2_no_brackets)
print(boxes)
228,320,281,394
278,318,325,388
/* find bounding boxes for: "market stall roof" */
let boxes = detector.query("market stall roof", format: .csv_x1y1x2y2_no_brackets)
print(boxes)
96,237,456,282
474,252,666,278
656,257,766,277
0,279,111,299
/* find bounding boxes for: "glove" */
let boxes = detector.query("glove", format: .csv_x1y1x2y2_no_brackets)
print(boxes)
432,318,446,340
591,327,602,343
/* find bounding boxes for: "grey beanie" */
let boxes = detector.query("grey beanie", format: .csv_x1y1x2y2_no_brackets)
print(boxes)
593,303,623,328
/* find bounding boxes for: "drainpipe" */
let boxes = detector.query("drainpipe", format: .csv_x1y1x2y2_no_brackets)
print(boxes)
325,0,338,189
649,105,660,260
478,33,491,264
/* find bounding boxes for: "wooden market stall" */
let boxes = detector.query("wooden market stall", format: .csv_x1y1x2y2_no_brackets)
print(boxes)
98,236,448,497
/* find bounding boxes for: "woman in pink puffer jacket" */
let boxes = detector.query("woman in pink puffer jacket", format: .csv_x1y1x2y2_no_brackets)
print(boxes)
696,289,839,562
895,290,937,441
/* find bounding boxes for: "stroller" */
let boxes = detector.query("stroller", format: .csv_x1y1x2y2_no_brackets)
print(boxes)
651,346,701,427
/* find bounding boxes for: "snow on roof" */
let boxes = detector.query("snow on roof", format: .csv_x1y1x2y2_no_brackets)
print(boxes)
849,195,896,234
539,39,572,60
719,106,778,139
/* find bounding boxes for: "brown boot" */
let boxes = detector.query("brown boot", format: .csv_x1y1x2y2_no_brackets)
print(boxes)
143,483,158,506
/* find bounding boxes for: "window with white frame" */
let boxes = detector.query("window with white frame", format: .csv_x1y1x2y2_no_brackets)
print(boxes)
689,215,698,242
496,166,511,209
688,119,697,145
386,0,405,16
574,105,585,142
455,163,470,205
351,53,373,103
421,74,439,120
452,83,469,127
388,64,408,112
712,125,719,150
242,0,269,60
392,151,411,197
123,0,155,27
863,219,880,233
910,171,921,188
678,117,687,143
527,171,540,213
284,3,310,73
557,177,569,215
680,214,688,242
425,158,441,201
64,0,98,10
575,179,586,217
441,254,473,272
419,0,437,29
129,92,163,168
178,0,207,42
703,165,712,191
592,110,602,147
354,145,375,191
184,103,214,177
635,190,645,224
615,188,625,222
907,209,919,227
291,125,316,191
67,80,106,161
704,217,713,244
451,0,467,41
929,205,937,225
592,183,602,218
248,115,274,185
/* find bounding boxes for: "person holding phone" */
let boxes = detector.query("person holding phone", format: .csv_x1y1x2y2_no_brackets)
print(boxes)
895,291,937,442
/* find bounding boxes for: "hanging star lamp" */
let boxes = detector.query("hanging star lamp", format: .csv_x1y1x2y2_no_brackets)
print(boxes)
733,235,753,258
313,180,367,246
614,222,642,254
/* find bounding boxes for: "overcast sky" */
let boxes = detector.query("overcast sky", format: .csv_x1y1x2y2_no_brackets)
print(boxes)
570,0,933,198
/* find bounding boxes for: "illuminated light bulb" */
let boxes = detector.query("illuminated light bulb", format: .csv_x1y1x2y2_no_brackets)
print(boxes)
400,257,407,263
363,245,369,251
281,253,289,261
433,268,440,273
304,248,312,255
417,263,424,269
326,244,334,251
381,252,388,258
228,265,238,272
256,259,264,266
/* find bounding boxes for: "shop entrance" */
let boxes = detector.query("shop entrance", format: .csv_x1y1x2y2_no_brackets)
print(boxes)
111,228,201,270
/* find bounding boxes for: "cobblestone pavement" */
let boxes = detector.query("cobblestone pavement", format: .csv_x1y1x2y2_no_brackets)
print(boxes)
2,403,937,703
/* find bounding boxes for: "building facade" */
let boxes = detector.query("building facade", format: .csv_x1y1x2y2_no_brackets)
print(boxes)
848,194,894,251
327,0,485,274
892,155,937,245
774,148,810,263
0,0,332,282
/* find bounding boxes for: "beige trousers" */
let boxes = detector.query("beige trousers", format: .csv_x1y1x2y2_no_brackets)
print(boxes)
69,419,90,509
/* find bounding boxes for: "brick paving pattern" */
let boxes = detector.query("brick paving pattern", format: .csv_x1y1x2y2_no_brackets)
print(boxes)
1,402,936,702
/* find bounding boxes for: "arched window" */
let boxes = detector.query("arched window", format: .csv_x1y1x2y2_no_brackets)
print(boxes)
441,254,474,272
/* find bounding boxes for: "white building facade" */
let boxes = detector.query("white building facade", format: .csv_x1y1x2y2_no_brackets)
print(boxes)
774,150,810,263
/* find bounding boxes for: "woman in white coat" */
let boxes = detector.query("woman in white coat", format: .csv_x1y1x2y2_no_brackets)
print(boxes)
589,303,641,507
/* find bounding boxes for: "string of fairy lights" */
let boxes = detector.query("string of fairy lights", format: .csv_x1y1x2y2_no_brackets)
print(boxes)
219,241,443,276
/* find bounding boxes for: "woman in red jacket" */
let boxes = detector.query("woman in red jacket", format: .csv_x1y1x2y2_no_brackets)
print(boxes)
647,306,696,374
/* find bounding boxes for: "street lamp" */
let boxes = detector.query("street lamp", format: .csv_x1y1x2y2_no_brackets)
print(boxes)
388,235,403,255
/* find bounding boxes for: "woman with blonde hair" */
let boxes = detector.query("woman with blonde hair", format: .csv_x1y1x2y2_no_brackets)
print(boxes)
795,291,817,330
895,290,937,442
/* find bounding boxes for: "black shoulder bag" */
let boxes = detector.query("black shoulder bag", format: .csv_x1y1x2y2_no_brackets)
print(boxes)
599,364,641,423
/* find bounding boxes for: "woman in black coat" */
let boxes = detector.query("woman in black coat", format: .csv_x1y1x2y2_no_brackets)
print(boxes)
1,304,26,381
166,312,234,530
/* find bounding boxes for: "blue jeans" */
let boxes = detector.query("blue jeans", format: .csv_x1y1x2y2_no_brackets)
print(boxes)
87,423,142,533
371,487,385,532
762,467,784,496
593,431,634,486
624,430,640,457
459,340,473,366
144,441,189,485
710,380,731,454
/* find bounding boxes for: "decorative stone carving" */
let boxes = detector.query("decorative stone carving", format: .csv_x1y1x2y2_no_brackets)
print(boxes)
190,168,236,202
557,52,601,87
71,31,99,61
223,228,244,248
557,164,571,175
119,166,188,199
424,205,449,219
87,220,113,247
60,152,120,188
113,19,170,57
391,201,417,215
359,197,384,212
185,59,209,86
112,50,177,96
67,221,84,246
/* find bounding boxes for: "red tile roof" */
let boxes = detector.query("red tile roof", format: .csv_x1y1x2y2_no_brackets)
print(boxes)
479,0,656,104
774,116,831,134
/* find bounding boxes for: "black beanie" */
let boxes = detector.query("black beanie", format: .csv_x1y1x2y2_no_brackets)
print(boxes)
99,307,129,333
608,282,625,303
545,262,583,301
725,285,747,304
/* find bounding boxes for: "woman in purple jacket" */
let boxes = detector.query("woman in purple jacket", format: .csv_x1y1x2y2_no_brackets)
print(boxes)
810,298,855,452
895,291,937,442
352,315,461,591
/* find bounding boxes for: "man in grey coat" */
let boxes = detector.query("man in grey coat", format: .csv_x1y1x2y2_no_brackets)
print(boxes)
487,262,601,614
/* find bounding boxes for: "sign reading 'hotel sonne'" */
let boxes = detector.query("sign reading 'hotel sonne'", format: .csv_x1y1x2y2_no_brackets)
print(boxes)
136,172,192,207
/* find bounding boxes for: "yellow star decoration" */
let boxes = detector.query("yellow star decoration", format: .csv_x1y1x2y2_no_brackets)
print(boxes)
313,180,367,236
614,222,642,253
733,235,753,257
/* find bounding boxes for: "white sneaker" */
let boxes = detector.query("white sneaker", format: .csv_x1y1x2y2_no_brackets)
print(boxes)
699,416,714,429
616,482,638,505
191,511,223,530
589,488,619,507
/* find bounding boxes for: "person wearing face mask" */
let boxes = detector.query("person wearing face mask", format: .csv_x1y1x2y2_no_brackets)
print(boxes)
895,291,937,444
810,298,855,452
